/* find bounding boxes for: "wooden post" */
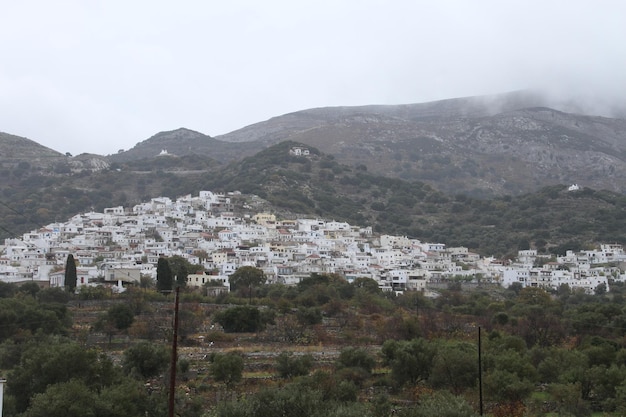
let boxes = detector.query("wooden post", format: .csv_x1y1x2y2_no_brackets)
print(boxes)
478,326,484,416
168,287,180,417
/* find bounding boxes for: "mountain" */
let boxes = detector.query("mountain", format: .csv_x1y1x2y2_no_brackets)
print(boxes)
0,131,63,159
213,91,626,196
106,90,626,196
107,128,246,164
196,140,626,256
0,131,110,181
3,90,626,253
2,134,626,256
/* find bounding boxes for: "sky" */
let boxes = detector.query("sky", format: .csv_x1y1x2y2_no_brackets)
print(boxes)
0,0,624,155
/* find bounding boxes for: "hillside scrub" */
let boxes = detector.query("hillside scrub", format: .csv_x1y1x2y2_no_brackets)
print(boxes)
3,275,626,415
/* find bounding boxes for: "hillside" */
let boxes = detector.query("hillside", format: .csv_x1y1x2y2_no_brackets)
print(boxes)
2,136,626,256
198,141,626,256
6,91,626,197
214,103,626,196
100,91,626,197
106,128,245,164
3,89,626,254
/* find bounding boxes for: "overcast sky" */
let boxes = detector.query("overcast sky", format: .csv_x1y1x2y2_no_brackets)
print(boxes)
1,0,624,155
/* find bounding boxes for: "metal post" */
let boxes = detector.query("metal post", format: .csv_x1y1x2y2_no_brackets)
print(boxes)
168,287,180,417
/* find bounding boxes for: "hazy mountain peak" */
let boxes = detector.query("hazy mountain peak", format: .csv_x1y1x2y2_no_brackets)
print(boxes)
0,131,64,158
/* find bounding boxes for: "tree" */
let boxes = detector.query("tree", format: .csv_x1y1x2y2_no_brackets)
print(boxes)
167,255,202,288
210,351,244,385
429,341,478,394
139,275,154,289
352,277,381,294
24,379,98,417
215,382,330,417
177,304,205,343
484,368,534,404
336,347,376,374
0,298,68,340
8,340,117,413
23,374,152,417
94,304,135,344
296,306,323,325
156,257,173,292
17,282,40,298
0,281,16,298
37,287,70,303
381,338,436,386
398,391,479,417
214,305,265,333
229,266,266,303
94,378,153,417
548,382,591,417
276,352,314,378
65,254,77,292
122,341,169,379
107,303,135,331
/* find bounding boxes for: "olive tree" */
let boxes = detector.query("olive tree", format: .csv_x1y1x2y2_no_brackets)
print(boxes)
229,266,266,303
210,351,244,385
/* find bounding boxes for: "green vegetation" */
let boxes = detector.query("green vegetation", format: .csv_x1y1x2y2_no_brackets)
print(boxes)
275,352,314,378
3,276,626,415
213,305,269,333
64,254,77,292
209,351,244,385
228,266,267,303
156,257,173,292
2,141,626,258
122,341,169,379
6,140,626,415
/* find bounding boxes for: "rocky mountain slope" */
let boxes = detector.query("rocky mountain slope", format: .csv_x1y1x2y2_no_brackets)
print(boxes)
101,90,626,196
6,99,626,197
2,90,626,248
213,93,626,196
2,133,626,256
106,128,244,164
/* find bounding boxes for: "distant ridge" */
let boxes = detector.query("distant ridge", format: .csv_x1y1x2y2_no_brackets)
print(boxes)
0,131,63,159
3,90,626,197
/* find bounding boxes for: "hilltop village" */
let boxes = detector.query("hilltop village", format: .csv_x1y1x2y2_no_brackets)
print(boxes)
0,190,623,295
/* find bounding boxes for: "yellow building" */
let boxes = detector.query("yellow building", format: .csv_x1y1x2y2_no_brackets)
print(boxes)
252,213,276,226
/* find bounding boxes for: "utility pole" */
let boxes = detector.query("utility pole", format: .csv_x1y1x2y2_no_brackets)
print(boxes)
168,287,180,417
478,326,484,416
0,378,6,417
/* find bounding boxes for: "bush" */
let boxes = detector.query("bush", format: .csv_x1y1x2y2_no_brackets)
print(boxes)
276,352,314,378
210,351,244,385
107,303,135,330
297,307,323,325
397,391,479,417
122,341,169,378
214,305,265,333
336,347,376,374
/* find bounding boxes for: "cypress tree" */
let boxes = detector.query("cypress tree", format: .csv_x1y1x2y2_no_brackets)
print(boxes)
65,254,77,292
156,257,173,292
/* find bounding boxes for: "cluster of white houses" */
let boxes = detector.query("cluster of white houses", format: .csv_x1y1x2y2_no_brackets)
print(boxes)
1,191,624,295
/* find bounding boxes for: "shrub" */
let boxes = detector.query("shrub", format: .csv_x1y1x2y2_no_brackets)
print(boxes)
122,341,169,378
276,352,314,378
213,305,264,333
210,352,244,385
